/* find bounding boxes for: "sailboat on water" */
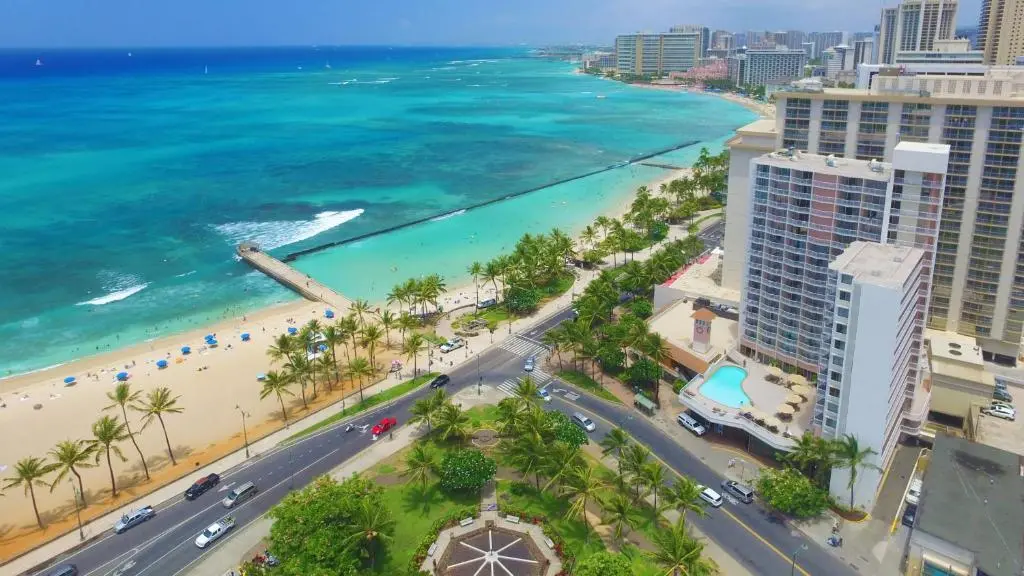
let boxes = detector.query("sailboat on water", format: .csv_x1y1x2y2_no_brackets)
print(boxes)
35,58,43,67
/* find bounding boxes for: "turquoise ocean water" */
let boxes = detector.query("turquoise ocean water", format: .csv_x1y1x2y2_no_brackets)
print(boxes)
0,47,755,376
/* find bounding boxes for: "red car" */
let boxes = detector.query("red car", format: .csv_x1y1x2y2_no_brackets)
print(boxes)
371,417,397,438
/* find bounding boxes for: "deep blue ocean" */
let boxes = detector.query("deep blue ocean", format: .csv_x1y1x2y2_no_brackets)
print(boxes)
0,46,755,376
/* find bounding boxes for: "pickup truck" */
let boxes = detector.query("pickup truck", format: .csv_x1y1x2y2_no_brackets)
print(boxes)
194,517,235,548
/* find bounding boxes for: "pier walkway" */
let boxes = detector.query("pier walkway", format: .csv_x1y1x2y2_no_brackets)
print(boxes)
237,242,352,312
639,162,685,170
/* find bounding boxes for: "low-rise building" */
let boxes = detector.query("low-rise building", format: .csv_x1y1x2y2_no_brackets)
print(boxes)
925,329,996,423
907,434,1024,576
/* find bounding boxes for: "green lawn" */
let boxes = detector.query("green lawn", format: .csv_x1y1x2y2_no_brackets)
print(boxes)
557,370,624,404
376,482,479,573
284,372,439,442
465,404,501,429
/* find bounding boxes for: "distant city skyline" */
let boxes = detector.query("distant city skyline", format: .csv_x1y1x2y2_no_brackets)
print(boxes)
0,0,982,48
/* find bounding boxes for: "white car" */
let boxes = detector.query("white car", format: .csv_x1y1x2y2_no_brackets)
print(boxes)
983,405,1016,421
195,517,235,548
905,479,923,506
698,486,723,508
439,338,465,353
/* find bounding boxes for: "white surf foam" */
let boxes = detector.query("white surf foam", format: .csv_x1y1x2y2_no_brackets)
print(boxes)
214,209,364,251
430,209,466,223
175,270,197,278
76,283,150,306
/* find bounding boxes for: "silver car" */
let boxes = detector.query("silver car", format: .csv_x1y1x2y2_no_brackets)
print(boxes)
524,356,535,372
114,506,155,534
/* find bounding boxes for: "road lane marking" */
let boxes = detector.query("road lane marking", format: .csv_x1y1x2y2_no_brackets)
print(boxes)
132,448,340,576
551,396,813,576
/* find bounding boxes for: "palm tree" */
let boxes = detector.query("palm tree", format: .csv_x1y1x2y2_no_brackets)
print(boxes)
482,261,501,303
622,443,652,499
339,315,360,360
501,435,548,490
260,370,294,423
387,283,410,314
600,427,632,475
284,355,312,408
783,432,837,489
513,375,541,405
642,461,669,513
665,476,707,521
360,323,385,371
648,516,716,576
541,326,567,370
49,440,95,506
343,498,396,569
316,353,336,392
377,309,396,348
401,444,437,487
495,397,527,437
346,357,374,403
403,333,426,376
104,382,150,480
409,396,438,432
321,325,344,389
3,457,57,528
435,402,470,444
351,299,373,327
561,464,606,540
91,415,129,498
266,333,297,366
600,492,640,545
133,387,184,466
397,312,418,345
834,434,882,509
468,261,483,308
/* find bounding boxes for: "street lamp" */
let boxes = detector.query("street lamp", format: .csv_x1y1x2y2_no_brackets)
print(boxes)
476,354,482,395
70,479,84,541
790,544,808,576
235,405,251,458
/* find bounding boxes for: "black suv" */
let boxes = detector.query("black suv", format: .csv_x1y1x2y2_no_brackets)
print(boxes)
430,374,451,389
184,473,221,500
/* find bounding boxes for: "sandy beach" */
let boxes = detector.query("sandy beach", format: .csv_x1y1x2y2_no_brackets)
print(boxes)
0,153,695,557
628,82,775,119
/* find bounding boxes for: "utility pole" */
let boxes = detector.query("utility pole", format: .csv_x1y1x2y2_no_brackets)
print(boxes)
235,405,251,458
790,544,807,576
476,354,482,395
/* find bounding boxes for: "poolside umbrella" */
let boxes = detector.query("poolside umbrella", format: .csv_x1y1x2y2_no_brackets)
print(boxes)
156,359,168,369
748,408,769,423
63,376,76,385
181,346,191,355
241,333,250,342
765,416,785,430
766,366,783,382
324,309,335,319
287,327,298,335
776,404,795,419
785,394,803,407
116,371,129,381
786,374,809,387
790,384,814,399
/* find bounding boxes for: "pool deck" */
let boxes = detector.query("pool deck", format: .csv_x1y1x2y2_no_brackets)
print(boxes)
681,354,812,451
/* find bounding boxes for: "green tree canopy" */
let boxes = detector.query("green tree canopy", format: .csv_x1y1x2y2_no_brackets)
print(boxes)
268,475,390,575
575,551,632,576
756,467,829,518
544,410,590,449
439,449,497,493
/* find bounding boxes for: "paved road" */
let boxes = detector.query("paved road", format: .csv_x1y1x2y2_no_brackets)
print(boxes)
698,219,725,251
32,306,854,576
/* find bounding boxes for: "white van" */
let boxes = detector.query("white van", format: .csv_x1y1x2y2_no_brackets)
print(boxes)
677,413,706,436
222,481,257,508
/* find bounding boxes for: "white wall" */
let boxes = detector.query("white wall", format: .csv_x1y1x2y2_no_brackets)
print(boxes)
721,148,759,291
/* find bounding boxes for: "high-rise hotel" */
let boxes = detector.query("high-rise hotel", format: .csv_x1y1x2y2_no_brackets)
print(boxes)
724,69,1024,364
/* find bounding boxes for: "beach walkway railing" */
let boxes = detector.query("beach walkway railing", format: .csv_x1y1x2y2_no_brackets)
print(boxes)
237,242,351,312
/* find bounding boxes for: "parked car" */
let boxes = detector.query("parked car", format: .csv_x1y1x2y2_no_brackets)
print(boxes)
195,517,236,548
991,400,1014,411
184,473,221,500
994,388,1013,403
720,480,754,504
440,337,465,353
677,413,706,437
524,356,535,372
477,298,497,309
982,405,1016,421
905,479,923,506
114,506,155,534
698,486,724,507
430,374,450,389
901,504,918,528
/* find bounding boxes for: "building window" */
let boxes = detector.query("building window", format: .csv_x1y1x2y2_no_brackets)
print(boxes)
835,323,847,334
839,291,851,302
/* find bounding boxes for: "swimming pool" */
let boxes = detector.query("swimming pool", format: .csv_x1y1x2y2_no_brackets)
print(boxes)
699,365,751,408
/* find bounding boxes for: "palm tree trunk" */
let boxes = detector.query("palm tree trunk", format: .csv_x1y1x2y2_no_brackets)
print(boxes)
121,405,150,480
73,469,87,506
474,279,480,308
279,397,288,423
29,484,43,529
310,364,317,399
358,378,365,403
300,383,308,409
106,448,117,497
150,414,176,467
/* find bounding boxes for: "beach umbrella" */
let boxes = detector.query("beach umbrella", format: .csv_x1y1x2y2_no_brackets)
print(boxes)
181,346,191,355
205,334,214,340
776,404,795,418
324,309,335,319
63,376,76,385
241,333,251,342
207,339,219,347
256,373,266,381
116,372,129,381
156,359,168,369
785,394,803,407
765,416,785,430
766,366,783,382
287,327,298,335
791,384,814,399
318,344,327,352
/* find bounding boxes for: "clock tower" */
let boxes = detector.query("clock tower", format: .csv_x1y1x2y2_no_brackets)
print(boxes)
691,308,715,354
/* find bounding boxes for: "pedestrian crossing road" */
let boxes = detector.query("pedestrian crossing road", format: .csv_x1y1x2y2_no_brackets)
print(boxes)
499,335,548,358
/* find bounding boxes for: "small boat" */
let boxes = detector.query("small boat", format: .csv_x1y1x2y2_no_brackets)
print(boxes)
128,52,133,57
35,58,43,67
204,65,208,75
325,61,331,69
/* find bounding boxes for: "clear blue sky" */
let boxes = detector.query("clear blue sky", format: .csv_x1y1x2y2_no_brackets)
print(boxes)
0,0,981,48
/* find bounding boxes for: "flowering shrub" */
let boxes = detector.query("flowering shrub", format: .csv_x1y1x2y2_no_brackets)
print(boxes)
439,449,497,493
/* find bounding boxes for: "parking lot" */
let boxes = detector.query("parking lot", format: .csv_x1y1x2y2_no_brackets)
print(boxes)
975,406,1024,456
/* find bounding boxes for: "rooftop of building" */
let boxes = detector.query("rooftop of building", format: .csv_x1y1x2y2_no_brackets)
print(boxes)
917,435,1024,576
756,149,892,180
777,69,1024,101
648,297,738,373
829,241,924,288
925,329,996,387
661,249,741,307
